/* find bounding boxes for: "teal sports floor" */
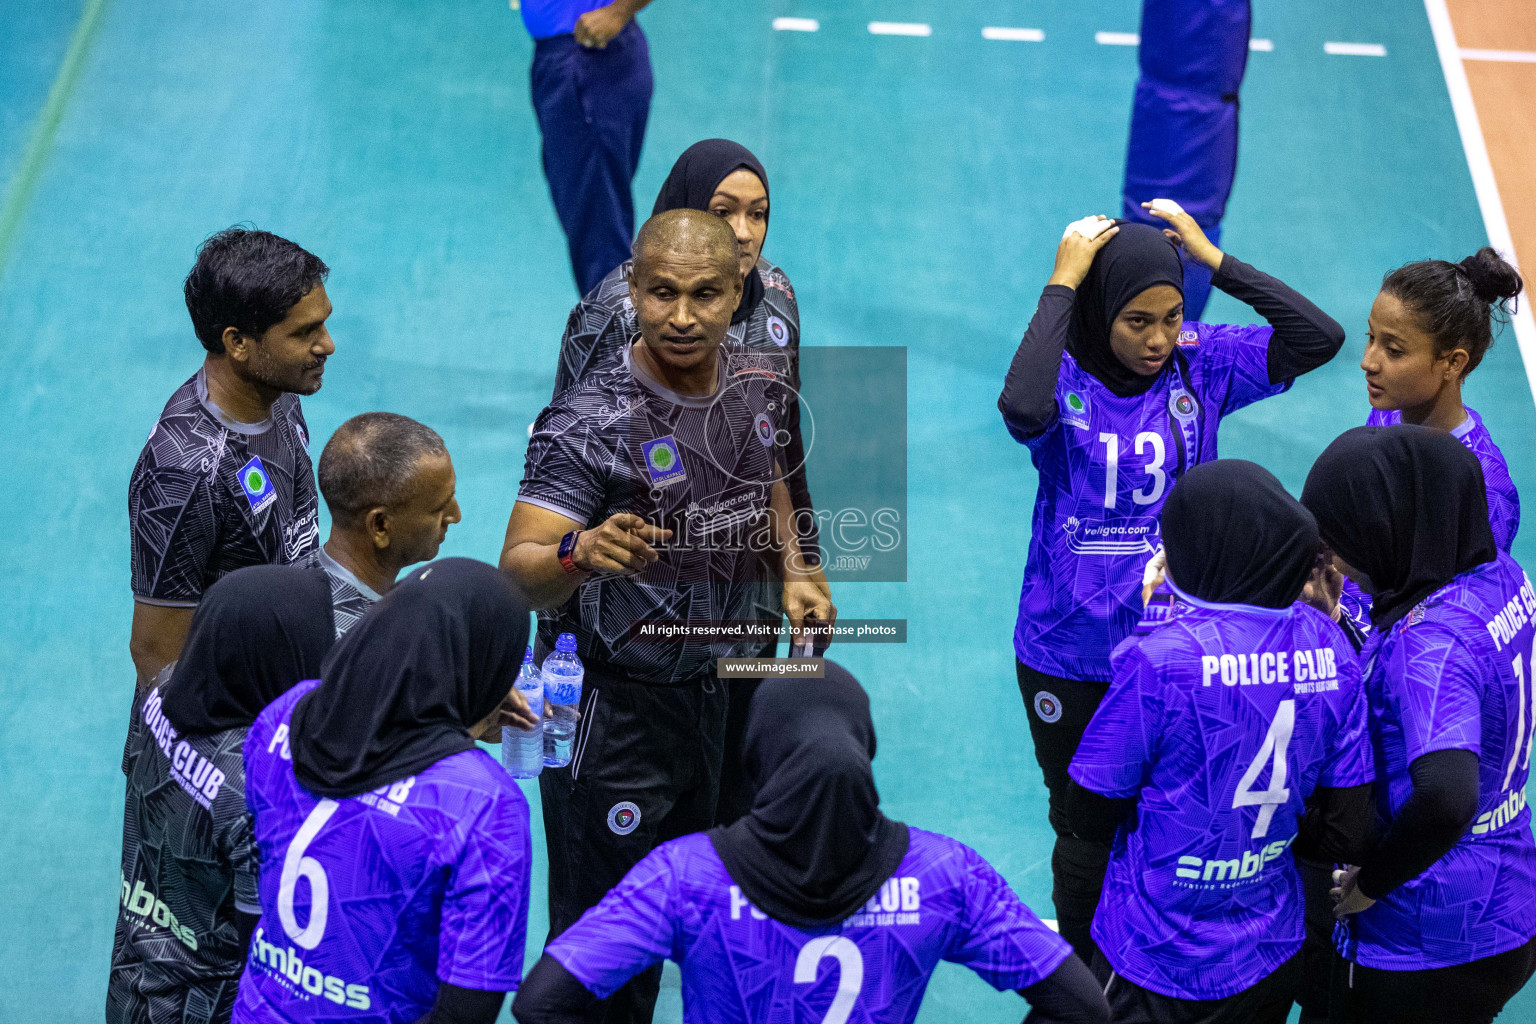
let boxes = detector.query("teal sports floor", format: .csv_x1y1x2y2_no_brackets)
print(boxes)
4,1,1536,1020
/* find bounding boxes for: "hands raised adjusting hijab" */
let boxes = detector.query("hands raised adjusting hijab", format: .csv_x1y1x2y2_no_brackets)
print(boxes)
290,558,531,797
1068,221,1185,398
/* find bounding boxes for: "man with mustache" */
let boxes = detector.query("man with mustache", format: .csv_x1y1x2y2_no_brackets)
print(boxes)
128,227,334,706
307,412,463,636
503,208,833,1023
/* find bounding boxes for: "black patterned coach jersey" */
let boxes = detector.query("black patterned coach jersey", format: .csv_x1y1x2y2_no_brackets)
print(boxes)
302,545,381,637
519,345,790,684
129,370,320,606
108,686,260,1024
552,256,802,399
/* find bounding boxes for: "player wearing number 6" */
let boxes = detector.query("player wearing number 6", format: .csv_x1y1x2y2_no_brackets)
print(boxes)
236,559,539,1024
1302,427,1536,1024
1068,461,1372,1023
998,211,1345,965
512,662,1109,1024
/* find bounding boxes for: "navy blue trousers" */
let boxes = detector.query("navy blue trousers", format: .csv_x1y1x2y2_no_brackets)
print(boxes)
1121,0,1250,320
531,20,653,296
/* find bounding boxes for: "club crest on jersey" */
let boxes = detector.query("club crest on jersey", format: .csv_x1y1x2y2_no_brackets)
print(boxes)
238,455,277,514
754,412,775,447
767,316,790,347
641,436,687,487
1034,690,1063,723
607,801,641,835
1169,389,1198,422
1061,391,1090,430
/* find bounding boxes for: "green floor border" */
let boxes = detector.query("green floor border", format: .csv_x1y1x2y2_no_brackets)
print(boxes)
0,0,108,278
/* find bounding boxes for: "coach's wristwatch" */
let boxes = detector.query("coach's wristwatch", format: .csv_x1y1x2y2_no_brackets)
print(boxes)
558,530,583,574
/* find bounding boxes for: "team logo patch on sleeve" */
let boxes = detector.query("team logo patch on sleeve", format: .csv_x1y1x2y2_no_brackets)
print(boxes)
641,436,687,486
607,801,641,835
1033,691,1063,723
767,316,790,347
1061,391,1090,430
238,455,277,513
755,412,775,447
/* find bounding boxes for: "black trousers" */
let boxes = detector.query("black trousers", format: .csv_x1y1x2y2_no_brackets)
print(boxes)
1017,659,1111,967
714,673,762,827
1295,859,1340,1024
1331,934,1536,1024
539,666,726,1024
1098,952,1301,1024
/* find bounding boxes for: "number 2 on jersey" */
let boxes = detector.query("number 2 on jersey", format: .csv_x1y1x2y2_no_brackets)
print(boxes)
1232,700,1294,839
794,936,864,1024
1098,432,1168,509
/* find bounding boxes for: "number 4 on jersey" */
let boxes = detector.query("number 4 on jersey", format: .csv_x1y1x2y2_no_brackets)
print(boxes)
1232,700,1295,839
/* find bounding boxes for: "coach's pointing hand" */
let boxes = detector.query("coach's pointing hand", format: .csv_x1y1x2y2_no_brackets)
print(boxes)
573,513,672,576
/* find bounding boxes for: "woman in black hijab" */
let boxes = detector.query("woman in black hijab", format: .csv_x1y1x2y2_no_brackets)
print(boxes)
512,661,1109,1024
1301,426,1536,1024
237,558,536,1024
995,205,1345,966
109,564,334,1024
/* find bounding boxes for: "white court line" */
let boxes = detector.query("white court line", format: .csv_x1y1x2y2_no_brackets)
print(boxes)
1461,48,1536,63
868,21,930,37
772,17,819,32
1249,38,1274,52
982,26,1045,43
1096,31,1139,46
1425,0,1536,408
1324,41,1387,56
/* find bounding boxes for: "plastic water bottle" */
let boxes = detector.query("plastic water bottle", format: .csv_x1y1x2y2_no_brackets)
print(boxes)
501,647,543,779
542,633,583,768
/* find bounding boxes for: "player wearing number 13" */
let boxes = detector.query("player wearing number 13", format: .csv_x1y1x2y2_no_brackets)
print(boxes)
998,211,1344,965
1303,427,1536,1024
236,560,537,1024
1068,462,1372,1022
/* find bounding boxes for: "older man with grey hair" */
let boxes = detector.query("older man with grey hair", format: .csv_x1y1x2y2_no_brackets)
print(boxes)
311,412,462,634
502,209,833,1023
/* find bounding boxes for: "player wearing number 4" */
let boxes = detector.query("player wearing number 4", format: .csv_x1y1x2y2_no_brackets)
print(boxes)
1303,427,1536,1024
997,205,1345,965
1068,461,1373,1023
236,559,540,1024
512,662,1110,1024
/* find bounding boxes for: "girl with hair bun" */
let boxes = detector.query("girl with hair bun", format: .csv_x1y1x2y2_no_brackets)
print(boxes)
1360,246,1524,551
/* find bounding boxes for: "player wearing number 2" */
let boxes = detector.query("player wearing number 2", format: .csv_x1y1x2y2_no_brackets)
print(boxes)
236,559,539,1024
512,663,1109,1024
1303,427,1536,1024
997,207,1345,964
1067,461,1372,1023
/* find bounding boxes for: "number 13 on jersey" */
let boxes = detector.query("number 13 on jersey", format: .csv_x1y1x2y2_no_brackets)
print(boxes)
1099,432,1168,509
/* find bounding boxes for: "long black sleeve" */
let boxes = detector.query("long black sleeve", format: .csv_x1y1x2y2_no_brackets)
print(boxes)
1066,779,1137,844
418,984,505,1024
1295,783,1376,866
512,955,601,1024
1210,255,1345,384
998,285,1077,443
1357,749,1480,900
1019,953,1111,1024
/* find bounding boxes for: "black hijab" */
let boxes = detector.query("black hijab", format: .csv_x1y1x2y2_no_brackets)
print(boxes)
652,138,769,325
290,558,531,797
1301,425,1496,630
1068,221,1185,397
1161,460,1319,608
708,661,909,929
159,564,335,735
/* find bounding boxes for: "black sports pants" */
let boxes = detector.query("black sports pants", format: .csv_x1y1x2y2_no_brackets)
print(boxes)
1097,952,1300,1024
1017,659,1111,967
1331,934,1536,1024
539,665,726,1024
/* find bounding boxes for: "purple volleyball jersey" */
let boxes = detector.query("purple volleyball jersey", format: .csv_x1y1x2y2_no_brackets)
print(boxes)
1366,406,1519,552
234,682,532,1023
1071,588,1371,999
545,829,1071,1023
1015,322,1286,681
1338,554,1536,970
